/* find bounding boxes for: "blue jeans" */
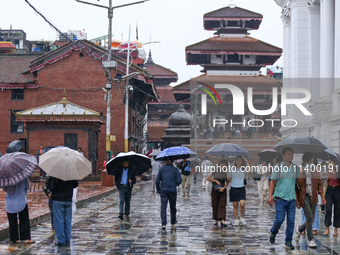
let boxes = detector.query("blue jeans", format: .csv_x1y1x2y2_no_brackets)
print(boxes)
160,190,177,226
119,187,132,216
53,200,72,245
270,199,296,244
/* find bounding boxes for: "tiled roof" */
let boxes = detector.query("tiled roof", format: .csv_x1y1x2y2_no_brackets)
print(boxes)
186,36,282,54
145,64,178,78
173,73,282,92
156,86,176,102
204,6,263,19
147,126,167,141
0,54,41,83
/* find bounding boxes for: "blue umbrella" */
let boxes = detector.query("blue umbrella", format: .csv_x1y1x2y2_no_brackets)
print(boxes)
155,146,197,161
205,143,249,157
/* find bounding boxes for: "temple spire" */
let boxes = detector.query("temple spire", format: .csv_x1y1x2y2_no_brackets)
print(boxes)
144,49,155,66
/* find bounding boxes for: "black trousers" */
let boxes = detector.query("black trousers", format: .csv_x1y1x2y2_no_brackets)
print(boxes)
7,204,31,242
325,186,340,228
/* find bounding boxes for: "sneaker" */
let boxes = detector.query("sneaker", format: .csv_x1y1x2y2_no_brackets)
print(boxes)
233,219,240,226
239,218,247,226
269,232,276,244
308,239,317,248
285,241,295,250
294,226,301,242
161,225,166,229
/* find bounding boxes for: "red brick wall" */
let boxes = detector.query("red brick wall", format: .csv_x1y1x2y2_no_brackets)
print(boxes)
0,51,132,171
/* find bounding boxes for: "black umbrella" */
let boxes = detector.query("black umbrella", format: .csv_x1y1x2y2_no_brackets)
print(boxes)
106,151,151,176
258,148,282,162
6,140,24,153
274,136,327,154
205,143,249,157
43,146,55,154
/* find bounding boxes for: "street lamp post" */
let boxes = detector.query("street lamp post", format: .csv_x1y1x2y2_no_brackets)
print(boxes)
75,0,149,161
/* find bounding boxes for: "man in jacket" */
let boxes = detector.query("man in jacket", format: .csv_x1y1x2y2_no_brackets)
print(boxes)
156,159,182,229
47,177,78,246
294,152,326,248
114,159,136,220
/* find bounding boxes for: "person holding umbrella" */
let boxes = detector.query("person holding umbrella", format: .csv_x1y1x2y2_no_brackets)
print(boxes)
114,159,136,220
156,158,182,229
47,177,78,246
227,155,249,227
38,146,92,246
268,147,298,250
0,148,37,244
294,152,326,248
207,159,229,227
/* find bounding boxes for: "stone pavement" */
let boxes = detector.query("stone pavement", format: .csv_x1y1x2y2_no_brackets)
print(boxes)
0,177,339,254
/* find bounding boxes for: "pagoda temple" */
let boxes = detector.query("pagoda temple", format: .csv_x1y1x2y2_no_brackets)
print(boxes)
145,51,189,150
173,4,283,139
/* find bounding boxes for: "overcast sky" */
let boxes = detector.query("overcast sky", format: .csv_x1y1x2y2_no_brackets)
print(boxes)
1,0,283,85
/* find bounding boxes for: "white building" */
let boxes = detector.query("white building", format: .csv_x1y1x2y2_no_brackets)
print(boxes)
275,0,340,153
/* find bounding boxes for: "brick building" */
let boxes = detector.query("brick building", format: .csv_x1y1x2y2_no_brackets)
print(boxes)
0,40,158,173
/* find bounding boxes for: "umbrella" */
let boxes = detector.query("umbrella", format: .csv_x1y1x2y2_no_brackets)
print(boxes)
155,146,197,161
0,151,2,157
43,146,55,154
0,152,38,188
258,148,282,162
106,151,151,176
274,136,327,154
316,142,339,161
205,143,249,157
6,140,24,153
39,147,91,181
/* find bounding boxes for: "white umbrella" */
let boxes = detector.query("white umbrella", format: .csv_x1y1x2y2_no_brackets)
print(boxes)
39,147,91,181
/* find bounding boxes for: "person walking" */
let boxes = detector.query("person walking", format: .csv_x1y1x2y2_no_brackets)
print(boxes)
201,156,213,189
227,155,249,227
256,159,269,203
156,159,182,229
114,159,136,220
3,177,35,244
191,158,200,184
235,127,240,138
47,177,78,246
268,147,298,250
294,152,326,248
179,158,191,197
323,156,340,236
151,157,162,193
207,159,229,227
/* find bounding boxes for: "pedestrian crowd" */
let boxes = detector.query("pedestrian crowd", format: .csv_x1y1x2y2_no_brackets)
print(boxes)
152,146,340,250
1,142,339,251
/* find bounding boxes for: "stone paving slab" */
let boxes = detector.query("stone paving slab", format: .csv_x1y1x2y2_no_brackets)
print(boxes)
0,177,339,254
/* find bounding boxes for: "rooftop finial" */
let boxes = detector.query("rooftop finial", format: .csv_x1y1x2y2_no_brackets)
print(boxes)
59,89,68,107
229,0,236,8
145,49,155,66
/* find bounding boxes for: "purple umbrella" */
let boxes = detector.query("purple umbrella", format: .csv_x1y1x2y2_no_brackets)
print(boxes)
0,152,38,188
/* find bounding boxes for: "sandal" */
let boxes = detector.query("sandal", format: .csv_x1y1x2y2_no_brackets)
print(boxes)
12,240,19,244
25,240,35,244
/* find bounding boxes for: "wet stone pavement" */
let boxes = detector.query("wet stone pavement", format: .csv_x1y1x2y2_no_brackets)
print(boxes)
0,177,339,254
